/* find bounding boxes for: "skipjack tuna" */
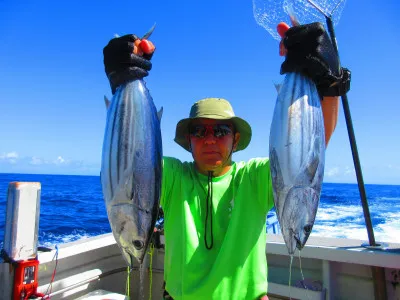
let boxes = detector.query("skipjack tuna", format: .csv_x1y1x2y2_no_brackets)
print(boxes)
101,79,163,266
269,73,325,255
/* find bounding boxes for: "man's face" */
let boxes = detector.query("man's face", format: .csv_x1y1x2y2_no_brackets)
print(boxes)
187,118,240,174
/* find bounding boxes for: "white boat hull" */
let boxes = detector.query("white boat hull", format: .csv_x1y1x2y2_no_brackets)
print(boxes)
2,233,399,299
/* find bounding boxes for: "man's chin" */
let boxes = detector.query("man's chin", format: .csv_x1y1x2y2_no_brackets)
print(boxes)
204,159,223,168
196,160,222,172
194,159,232,176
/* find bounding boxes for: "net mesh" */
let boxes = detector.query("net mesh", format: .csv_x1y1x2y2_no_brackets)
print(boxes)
253,0,346,40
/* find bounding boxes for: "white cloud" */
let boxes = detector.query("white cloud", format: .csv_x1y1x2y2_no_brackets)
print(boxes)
326,167,339,177
0,151,19,164
323,165,359,183
0,151,19,159
387,164,400,170
54,156,66,165
30,157,43,165
0,152,99,175
1,153,72,167
344,166,355,175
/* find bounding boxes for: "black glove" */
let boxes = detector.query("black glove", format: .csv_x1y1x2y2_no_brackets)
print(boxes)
280,22,350,97
103,34,153,94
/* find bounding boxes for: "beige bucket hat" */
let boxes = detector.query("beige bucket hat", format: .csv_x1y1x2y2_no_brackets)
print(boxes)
174,98,252,152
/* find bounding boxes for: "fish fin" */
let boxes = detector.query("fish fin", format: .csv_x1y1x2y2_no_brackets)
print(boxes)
274,83,282,93
157,107,163,121
297,137,321,186
308,137,322,181
269,147,285,216
104,96,111,109
270,148,285,190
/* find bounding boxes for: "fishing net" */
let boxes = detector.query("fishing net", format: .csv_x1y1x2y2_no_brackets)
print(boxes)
253,0,346,40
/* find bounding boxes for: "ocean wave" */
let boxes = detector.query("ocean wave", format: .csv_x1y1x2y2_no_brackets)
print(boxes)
375,222,400,243
312,224,369,241
312,220,400,244
315,205,363,221
38,229,109,247
376,196,400,201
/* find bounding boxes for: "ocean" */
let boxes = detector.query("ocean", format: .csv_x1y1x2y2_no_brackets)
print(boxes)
0,173,400,248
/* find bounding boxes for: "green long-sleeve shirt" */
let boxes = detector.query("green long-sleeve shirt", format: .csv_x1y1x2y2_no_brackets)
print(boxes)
160,156,274,300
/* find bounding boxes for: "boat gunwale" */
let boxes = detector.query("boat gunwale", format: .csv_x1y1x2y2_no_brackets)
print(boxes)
36,233,400,269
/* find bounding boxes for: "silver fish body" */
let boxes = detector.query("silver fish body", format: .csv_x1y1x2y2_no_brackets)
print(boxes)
269,73,325,255
101,79,162,265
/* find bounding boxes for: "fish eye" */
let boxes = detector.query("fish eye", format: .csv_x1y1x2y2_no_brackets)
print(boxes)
303,224,312,234
133,240,144,250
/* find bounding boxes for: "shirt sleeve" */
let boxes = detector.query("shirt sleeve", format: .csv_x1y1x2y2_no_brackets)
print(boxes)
246,158,274,214
160,156,182,212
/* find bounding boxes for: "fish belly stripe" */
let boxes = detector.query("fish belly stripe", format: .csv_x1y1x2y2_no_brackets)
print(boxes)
124,88,133,173
117,88,134,185
108,89,121,199
127,89,138,201
116,94,125,183
131,84,144,200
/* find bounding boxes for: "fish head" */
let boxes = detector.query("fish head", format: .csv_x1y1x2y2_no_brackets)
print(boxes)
281,186,319,255
109,203,151,265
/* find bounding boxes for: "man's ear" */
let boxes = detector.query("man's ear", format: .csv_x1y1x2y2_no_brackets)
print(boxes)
233,132,241,151
186,134,192,152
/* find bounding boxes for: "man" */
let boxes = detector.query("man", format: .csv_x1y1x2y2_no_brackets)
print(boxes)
103,22,350,299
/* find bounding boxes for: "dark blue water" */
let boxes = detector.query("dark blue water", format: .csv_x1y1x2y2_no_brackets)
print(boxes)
313,183,400,242
0,173,399,247
0,173,110,247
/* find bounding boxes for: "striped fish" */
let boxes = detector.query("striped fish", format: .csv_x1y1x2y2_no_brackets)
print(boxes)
101,79,162,266
269,73,325,255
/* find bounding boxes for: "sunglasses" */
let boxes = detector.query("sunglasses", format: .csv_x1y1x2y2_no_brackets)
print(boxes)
189,124,234,139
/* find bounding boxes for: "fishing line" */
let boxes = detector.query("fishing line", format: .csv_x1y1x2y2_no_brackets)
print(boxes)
41,244,59,300
298,250,312,300
148,243,155,300
289,254,293,300
125,265,133,298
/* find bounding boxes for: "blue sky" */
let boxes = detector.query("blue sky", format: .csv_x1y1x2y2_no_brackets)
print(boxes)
0,0,399,185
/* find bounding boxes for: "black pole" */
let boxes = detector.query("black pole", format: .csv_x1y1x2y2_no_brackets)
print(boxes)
325,16,388,300
339,94,376,246
325,16,376,247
